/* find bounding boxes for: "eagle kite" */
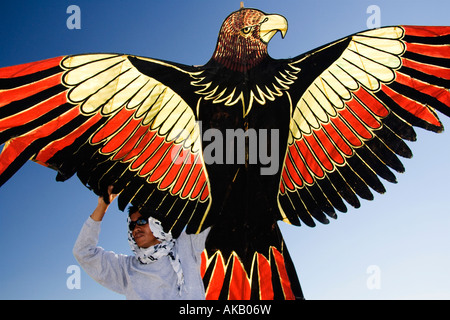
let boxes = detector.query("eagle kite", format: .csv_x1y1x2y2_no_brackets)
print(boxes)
0,7,449,299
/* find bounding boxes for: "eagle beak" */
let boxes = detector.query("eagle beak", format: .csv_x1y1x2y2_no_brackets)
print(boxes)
259,14,288,44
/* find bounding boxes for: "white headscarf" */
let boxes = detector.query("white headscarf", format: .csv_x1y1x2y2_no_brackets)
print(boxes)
127,216,184,295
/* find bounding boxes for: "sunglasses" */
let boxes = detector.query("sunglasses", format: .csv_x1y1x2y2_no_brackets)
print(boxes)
129,218,148,231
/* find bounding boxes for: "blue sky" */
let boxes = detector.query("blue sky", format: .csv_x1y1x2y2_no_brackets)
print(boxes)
0,0,449,300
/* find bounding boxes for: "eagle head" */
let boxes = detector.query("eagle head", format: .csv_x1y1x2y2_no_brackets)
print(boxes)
212,8,288,72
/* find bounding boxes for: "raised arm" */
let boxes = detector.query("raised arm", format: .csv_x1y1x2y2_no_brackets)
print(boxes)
90,185,119,221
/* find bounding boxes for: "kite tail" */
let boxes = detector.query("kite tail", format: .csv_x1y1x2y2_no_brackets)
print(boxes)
201,223,304,300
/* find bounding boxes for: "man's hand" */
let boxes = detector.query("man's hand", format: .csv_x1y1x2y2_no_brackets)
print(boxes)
90,185,119,221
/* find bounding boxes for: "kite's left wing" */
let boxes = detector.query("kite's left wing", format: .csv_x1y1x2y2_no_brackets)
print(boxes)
0,54,211,236
278,26,450,226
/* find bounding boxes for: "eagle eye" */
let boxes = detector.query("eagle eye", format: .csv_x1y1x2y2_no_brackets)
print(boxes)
241,26,253,35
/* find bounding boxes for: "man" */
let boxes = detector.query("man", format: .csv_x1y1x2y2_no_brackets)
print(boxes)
73,186,210,299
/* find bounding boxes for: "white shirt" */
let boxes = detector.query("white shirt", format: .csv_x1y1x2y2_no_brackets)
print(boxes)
73,217,209,300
